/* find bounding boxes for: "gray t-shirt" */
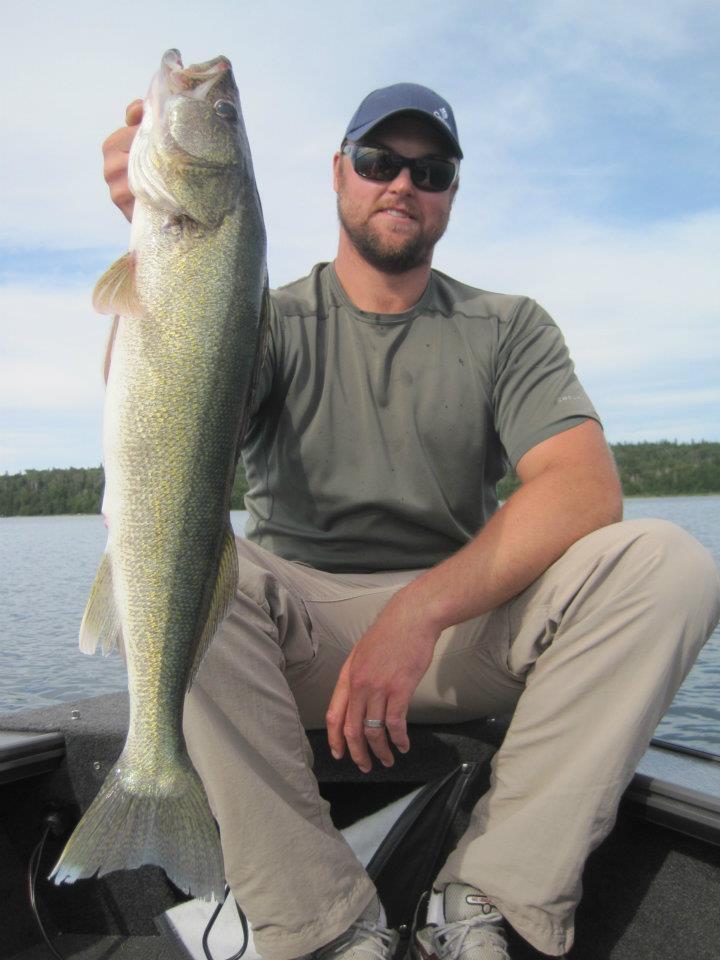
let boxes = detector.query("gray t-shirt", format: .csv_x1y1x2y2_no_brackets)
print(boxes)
240,262,599,572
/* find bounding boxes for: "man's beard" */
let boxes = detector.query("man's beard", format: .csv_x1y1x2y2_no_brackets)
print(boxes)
336,196,447,275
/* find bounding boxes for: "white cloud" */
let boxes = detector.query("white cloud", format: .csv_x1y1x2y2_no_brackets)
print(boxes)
603,388,720,410
603,419,718,445
598,388,719,444
1,0,718,468
533,0,716,60
0,284,109,471
2,203,717,476
0,427,102,475
437,209,720,375
0,286,108,412
3,0,718,251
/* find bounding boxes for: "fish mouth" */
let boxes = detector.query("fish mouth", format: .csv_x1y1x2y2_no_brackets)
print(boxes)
142,50,236,134
160,49,232,102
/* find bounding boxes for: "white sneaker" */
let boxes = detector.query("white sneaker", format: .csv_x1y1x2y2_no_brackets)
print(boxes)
309,896,399,959
408,884,510,960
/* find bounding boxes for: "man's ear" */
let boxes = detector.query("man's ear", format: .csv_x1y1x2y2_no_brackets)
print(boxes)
332,151,342,193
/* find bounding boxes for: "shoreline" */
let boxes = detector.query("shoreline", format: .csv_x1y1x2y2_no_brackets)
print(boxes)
2,491,720,521
4,445,720,516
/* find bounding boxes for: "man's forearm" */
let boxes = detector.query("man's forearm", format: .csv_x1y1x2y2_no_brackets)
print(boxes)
395,457,622,636
325,422,622,768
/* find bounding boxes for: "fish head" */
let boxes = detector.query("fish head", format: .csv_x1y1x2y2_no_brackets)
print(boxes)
130,49,253,230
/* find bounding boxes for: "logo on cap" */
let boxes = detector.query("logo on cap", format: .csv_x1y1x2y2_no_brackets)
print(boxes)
433,106,450,128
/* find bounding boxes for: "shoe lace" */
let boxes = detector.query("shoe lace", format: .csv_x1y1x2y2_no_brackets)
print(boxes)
432,915,510,960
321,918,396,960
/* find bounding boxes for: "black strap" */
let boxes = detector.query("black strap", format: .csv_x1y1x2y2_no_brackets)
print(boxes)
367,761,490,930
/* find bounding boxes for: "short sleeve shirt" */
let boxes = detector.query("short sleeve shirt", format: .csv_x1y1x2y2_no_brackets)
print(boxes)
240,262,600,572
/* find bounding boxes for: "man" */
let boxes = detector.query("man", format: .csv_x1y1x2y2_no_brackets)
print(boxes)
103,83,720,960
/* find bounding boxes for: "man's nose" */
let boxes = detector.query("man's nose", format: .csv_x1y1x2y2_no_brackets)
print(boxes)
387,164,415,192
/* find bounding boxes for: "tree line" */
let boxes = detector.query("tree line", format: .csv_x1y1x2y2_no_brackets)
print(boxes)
0,466,250,517
1,441,719,517
497,440,720,499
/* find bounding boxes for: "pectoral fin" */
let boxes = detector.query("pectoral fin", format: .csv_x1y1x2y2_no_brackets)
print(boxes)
79,552,123,656
93,252,142,318
188,526,238,686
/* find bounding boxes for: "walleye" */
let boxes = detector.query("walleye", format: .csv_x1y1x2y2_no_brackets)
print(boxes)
51,49,268,901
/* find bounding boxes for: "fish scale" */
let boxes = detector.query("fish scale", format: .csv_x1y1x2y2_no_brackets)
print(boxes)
50,49,269,901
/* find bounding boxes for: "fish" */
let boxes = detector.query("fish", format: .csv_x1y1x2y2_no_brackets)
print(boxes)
50,49,269,901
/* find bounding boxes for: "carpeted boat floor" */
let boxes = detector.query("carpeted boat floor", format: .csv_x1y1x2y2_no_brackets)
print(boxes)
3,695,719,959
8,934,179,960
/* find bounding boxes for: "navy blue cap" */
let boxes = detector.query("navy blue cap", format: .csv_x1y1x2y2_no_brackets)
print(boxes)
344,82,463,159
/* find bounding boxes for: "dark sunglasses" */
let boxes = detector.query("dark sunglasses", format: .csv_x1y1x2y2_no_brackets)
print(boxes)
341,143,459,193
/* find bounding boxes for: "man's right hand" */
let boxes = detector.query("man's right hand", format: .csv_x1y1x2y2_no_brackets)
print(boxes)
102,99,143,222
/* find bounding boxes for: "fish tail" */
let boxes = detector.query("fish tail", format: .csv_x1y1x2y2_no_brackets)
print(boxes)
49,758,225,902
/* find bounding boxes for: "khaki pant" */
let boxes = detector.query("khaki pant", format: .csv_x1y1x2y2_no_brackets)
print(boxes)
183,519,720,959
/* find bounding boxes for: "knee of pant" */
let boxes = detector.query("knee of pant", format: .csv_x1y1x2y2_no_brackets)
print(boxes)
628,518,720,619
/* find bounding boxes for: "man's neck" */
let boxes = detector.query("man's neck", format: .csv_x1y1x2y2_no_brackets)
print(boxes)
333,236,431,314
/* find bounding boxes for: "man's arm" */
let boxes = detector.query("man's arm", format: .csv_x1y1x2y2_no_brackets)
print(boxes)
100,100,143,382
325,419,622,772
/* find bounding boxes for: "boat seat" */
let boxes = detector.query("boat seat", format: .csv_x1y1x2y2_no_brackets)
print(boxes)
306,718,504,783
0,728,66,785
0,694,504,788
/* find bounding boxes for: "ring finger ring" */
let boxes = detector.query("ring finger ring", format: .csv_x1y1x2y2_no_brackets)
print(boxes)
363,718,385,729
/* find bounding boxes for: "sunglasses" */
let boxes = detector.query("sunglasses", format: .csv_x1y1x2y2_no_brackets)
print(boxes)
341,143,459,193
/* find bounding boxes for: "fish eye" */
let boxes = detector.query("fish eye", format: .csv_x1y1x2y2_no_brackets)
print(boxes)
214,99,238,122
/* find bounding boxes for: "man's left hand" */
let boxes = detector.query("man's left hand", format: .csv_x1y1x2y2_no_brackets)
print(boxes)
325,590,439,772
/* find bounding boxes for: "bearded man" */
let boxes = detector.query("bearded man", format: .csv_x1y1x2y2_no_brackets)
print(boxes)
102,82,720,960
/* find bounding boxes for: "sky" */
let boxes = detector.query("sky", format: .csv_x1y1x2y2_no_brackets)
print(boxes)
1,0,719,474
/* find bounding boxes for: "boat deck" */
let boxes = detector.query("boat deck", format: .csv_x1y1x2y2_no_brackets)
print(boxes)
10,935,178,960
2,694,719,960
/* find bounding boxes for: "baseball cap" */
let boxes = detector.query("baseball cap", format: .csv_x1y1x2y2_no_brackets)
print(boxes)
344,82,463,159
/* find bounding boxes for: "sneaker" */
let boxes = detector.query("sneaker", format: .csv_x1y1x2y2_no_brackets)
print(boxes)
308,895,399,959
407,884,510,960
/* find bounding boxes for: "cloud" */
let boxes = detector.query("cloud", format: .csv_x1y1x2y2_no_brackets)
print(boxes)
433,207,720,443
0,284,107,471
0,285,108,412
604,387,720,410
2,202,717,476
437,208,720,370
1,0,718,468
3,0,718,248
0,422,103,475
602,418,718,445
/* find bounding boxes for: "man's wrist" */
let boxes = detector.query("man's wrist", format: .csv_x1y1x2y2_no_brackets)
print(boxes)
392,573,456,638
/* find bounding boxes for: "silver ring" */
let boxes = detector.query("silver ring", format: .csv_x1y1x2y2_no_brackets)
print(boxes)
362,718,385,729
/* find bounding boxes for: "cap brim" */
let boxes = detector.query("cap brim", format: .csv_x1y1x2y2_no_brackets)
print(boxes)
346,108,463,159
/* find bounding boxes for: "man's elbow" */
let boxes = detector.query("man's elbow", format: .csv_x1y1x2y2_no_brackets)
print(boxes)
555,459,623,534
590,468,624,528
606,487,624,525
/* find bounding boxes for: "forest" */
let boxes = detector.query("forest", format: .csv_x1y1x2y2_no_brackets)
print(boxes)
495,440,720,500
1,441,719,517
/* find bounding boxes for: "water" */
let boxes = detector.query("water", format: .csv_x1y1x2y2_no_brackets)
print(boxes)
1,500,719,754
622,497,720,755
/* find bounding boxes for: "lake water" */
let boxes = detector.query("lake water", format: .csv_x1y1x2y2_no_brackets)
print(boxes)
1,498,719,754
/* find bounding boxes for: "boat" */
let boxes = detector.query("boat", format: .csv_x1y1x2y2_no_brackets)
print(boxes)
1,692,719,959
